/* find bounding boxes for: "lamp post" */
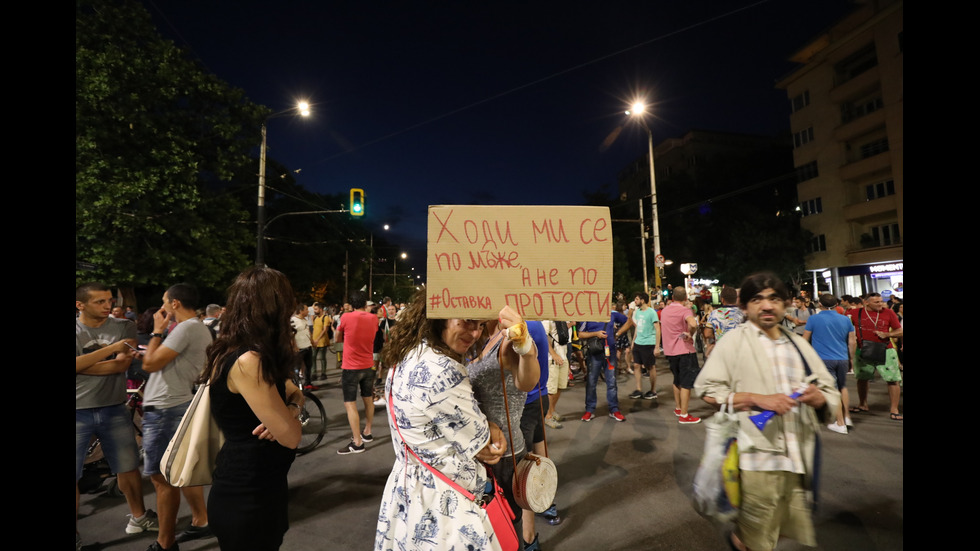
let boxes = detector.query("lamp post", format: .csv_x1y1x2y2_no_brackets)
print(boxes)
255,101,311,266
394,252,407,288
368,224,390,299
626,102,663,291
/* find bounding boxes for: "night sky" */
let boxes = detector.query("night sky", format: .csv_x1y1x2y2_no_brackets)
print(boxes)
146,0,857,273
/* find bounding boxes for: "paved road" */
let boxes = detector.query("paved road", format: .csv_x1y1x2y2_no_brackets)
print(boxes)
78,353,903,550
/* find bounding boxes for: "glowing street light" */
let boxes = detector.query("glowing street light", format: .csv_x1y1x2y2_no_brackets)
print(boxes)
256,100,312,265
627,100,663,293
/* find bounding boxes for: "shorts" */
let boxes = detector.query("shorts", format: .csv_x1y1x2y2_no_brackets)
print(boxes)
668,353,701,389
853,348,902,383
737,470,816,550
342,368,375,402
822,359,849,391
75,403,141,481
141,400,191,476
547,356,569,394
632,344,656,368
520,395,550,447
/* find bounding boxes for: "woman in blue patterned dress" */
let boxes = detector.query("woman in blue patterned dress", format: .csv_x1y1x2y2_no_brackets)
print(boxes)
376,292,509,551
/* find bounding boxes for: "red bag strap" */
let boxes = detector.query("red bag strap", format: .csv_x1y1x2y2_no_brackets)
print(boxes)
387,368,478,502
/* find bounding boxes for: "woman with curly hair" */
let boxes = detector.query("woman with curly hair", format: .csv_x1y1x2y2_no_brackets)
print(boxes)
376,290,512,551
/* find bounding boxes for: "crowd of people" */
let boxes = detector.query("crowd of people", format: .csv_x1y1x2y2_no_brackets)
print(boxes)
76,269,903,551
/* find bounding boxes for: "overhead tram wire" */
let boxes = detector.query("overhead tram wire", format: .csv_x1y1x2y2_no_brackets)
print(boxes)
612,168,798,224
306,0,774,166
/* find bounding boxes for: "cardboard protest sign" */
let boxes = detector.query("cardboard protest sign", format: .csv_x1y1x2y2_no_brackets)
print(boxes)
426,205,612,321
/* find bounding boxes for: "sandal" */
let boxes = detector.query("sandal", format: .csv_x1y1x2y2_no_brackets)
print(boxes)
889,412,904,421
849,406,870,413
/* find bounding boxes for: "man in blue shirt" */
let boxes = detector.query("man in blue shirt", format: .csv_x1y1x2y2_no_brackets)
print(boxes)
579,315,624,422
803,293,856,434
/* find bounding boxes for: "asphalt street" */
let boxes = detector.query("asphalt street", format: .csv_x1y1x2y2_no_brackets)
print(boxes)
78,352,904,551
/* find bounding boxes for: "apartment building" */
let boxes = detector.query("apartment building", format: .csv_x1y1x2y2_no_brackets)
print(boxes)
777,0,903,299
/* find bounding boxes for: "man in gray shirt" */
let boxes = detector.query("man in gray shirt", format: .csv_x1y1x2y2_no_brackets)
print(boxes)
141,283,215,550
76,282,158,549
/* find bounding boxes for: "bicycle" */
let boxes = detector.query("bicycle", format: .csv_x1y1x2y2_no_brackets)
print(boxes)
293,370,327,455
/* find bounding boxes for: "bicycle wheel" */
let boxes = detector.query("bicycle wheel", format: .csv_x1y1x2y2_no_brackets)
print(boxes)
295,391,326,455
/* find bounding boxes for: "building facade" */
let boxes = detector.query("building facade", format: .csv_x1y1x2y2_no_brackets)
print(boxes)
777,0,903,299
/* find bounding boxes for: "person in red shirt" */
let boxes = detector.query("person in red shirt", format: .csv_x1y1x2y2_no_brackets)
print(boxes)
848,293,903,420
335,291,379,454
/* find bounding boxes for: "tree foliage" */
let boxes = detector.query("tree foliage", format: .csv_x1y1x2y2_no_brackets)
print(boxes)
76,0,268,289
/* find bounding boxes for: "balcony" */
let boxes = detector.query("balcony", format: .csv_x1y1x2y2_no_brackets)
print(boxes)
830,66,880,104
839,151,891,181
846,242,903,266
843,195,898,222
833,109,886,142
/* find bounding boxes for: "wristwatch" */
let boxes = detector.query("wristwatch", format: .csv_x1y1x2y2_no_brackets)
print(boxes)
150,332,164,339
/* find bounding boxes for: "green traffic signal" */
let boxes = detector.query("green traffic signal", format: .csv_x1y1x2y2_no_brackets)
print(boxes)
350,188,365,217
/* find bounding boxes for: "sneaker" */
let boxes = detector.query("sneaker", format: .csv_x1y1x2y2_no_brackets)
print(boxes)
626,367,634,375
303,384,320,391
609,411,626,422
175,524,214,543
552,413,563,422
678,414,701,425
827,423,848,435
628,390,643,399
536,503,562,525
361,432,374,443
642,368,650,377
337,440,365,455
581,412,594,422
544,417,563,429
126,509,160,534
523,534,541,551
845,416,854,427
643,391,657,400
146,542,178,551
537,503,559,518
673,408,683,416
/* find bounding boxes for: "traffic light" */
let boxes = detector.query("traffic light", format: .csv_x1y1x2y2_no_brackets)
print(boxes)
350,188,365,217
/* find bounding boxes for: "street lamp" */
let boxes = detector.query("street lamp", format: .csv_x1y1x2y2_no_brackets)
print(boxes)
394,252,407,287
368,224,391,299
255,100,311,266
626,101,663,293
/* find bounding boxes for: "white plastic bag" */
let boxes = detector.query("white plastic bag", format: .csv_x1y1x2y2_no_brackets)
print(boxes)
692,393,740,523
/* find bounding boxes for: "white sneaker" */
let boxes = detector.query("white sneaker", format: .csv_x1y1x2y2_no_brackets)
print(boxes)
373,397,387,407
827,423,847,435
844,416,854,427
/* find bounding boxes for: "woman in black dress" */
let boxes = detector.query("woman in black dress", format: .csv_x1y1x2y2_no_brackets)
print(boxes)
200,267,304,550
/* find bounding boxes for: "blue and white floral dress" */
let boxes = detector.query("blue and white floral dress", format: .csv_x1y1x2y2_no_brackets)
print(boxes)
376,343,501,551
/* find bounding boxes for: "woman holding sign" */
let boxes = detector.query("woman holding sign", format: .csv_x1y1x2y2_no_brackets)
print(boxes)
469,309,541,549
376,291,512,551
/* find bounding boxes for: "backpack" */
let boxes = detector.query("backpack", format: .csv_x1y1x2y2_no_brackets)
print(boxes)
555,321,569,346
203,319,218,341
